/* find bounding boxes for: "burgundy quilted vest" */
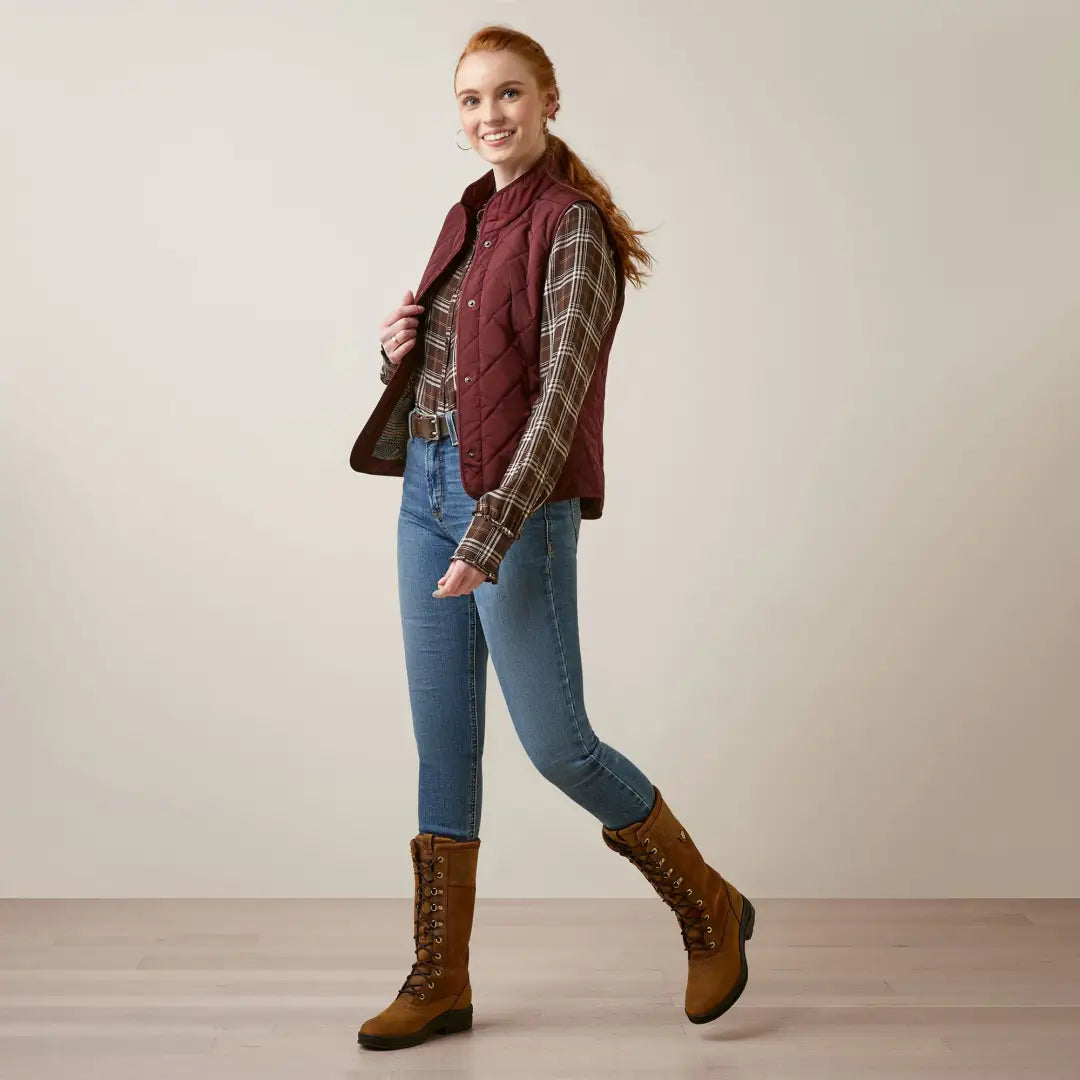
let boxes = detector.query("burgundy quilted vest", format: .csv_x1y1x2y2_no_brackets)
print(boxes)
349,154,625,520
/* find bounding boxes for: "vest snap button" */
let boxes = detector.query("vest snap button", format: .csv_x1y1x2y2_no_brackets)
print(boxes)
483,240,491,247
464,376,471,383
467,299,476,307
467,450,475,457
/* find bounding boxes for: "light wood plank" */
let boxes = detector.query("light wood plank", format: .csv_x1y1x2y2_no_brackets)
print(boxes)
0,899,1076,1079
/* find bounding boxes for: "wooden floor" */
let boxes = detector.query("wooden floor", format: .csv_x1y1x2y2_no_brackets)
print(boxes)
0,898,1077,1078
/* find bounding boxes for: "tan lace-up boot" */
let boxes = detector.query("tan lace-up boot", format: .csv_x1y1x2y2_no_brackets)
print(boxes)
357,833,480,1050
602,786,756,1024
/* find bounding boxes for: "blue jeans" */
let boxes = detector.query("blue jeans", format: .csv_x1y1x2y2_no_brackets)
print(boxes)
396,407,656,840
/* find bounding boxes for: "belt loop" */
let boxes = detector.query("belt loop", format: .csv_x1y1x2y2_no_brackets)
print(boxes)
446,409,459,446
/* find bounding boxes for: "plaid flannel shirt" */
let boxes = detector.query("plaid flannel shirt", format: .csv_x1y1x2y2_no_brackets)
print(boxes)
379,198,618,584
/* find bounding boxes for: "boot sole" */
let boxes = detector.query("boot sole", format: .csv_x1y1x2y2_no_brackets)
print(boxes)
357,1003,473,1050
685,897,756,1024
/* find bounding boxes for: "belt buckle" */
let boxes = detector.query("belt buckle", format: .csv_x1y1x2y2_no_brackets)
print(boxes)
425,414,439,440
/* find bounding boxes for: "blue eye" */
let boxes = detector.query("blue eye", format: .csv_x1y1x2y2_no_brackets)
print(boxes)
463,88,520,107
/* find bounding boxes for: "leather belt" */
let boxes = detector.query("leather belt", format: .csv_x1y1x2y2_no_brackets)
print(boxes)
409,410,454,441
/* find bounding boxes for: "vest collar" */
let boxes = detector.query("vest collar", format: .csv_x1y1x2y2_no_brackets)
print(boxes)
458,152,557,231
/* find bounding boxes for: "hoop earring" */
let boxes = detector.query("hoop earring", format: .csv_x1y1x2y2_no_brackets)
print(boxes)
456,128,471,151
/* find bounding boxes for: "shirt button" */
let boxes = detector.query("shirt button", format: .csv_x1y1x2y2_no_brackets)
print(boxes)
467,299,476,307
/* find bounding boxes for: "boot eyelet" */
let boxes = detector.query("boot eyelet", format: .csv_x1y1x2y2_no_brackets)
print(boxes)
435,968,442,975
419,993,426,999
427,981,434,988
706,926,713,933
436,872,443,878
686,889,692,896
709,941,716,949
696,899,703,907
435,937,442,943
437,856,443,862
434,953,441,959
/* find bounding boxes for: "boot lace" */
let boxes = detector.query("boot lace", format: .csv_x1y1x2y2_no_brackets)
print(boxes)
398,848,445,1001
614,833,716,954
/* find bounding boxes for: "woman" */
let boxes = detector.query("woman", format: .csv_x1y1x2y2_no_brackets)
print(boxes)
351,25,755,1051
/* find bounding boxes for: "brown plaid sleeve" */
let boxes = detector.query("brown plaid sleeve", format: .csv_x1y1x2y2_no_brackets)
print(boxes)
451,200,618,584
379,345,397,384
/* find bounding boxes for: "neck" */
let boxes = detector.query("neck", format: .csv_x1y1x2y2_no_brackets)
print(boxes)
492,141,547,191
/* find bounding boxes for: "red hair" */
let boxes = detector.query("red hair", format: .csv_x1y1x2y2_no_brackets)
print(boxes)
455,25,655,290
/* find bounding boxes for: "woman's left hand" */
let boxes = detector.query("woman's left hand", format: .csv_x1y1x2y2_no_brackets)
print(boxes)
433,559,487,598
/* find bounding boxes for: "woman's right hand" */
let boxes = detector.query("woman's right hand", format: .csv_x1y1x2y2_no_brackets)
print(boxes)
380,290,424,368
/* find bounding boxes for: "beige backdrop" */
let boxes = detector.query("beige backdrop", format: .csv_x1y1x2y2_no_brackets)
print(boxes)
2,1,1077,899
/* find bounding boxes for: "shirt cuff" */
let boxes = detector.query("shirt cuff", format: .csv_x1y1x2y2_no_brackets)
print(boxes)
379,346,398,384
451,512,517,585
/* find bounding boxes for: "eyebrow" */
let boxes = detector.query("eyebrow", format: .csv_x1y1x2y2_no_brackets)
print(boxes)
456,80,526,99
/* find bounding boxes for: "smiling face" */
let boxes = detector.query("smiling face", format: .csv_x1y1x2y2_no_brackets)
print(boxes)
455,50,556,188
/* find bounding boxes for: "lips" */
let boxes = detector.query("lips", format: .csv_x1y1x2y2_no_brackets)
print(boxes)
482,130,514,144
